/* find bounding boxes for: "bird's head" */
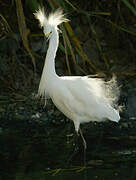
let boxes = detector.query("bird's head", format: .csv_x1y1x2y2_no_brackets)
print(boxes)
34,7,69,40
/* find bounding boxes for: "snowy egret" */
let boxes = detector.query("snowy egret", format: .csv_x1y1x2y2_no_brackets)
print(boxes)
34,7,120,149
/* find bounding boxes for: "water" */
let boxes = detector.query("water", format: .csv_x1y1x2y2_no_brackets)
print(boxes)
1,107,136,180
4,161,136,180
1,147,136,180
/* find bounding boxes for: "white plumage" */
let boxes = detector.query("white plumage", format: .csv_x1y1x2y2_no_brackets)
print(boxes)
34,7,120,142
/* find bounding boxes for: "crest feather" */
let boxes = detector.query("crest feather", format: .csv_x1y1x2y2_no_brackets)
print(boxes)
48,8,69,26
34,7,47,27
34,7,69,27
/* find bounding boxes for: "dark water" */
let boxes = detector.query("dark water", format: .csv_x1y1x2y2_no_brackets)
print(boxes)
28,164,136,180
4,161,136,180
21,162,136,180
1,105,136,180
1,147,136,180
12,165,136,180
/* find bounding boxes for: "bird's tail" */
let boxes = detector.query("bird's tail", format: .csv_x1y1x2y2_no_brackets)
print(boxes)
106,104,120,122
104,75,120,110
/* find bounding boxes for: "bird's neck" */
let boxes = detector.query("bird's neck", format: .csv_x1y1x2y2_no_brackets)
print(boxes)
43,30,59,78
38,30,59,98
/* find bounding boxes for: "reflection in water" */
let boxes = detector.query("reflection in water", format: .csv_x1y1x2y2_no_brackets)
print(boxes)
1,148,136,180
12,160,136,180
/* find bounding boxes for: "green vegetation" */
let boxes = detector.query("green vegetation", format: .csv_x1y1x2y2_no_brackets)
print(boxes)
0,0,136,93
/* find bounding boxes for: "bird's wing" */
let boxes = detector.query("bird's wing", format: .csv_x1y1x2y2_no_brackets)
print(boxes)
59,76,108,115
59,77,98,113
50,79,86,119
61,76,101,105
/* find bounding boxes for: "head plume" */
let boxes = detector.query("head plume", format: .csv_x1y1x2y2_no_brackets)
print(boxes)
34,6,69,28
34,7,46,27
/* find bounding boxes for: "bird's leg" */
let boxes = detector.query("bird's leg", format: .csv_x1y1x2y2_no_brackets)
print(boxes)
73,130,79,151
79,128,87,166
79,128,87,150
73,121,80,151
67,131,79,164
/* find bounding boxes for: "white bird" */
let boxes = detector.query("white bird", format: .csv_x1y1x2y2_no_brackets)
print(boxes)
34,7,120,149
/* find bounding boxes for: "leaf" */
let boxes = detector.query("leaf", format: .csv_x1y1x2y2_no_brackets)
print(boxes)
104,18,136,36
121,0,136,16
64,22,97,71
15,0,36,70
62,29,71,75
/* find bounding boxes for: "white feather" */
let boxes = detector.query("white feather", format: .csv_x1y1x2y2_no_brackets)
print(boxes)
34,7,120,135
34,7,68,28
34,7,47,27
